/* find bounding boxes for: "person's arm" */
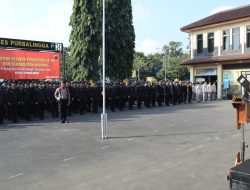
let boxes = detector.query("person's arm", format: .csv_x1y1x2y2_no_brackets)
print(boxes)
67,88,71,105
54,88,60,101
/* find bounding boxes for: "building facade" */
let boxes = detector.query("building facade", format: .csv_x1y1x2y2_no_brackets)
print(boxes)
181,5,250,99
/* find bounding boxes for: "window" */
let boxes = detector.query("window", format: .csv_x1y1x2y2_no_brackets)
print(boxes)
197,34,203,53
247,25,250,48
232,27,240,50
223,29,230,50
207,33,214,52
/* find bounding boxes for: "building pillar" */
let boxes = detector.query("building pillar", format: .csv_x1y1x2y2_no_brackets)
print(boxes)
189,66,194,82
217,64,222,99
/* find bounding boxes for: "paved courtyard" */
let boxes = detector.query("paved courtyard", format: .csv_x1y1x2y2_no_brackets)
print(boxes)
0,100,247,190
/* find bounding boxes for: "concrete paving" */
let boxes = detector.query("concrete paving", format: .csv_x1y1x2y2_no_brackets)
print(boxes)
0,100,247,190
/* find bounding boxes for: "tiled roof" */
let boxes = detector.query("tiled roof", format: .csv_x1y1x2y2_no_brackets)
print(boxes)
181,53,250,65
181,4,250,31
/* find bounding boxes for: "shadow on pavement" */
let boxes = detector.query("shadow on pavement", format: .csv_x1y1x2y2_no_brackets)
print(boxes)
107,130,235,139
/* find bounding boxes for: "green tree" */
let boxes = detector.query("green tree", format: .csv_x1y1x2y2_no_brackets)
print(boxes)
158,41,189,80
69,0,135,81
156,55,189,81
133,52,145,80
143,53,163,78
62,47,73,81
105,0,135,80
69,0,102,81
162,41,183,57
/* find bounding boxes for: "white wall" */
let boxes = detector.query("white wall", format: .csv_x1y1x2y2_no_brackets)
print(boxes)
189,20,250,55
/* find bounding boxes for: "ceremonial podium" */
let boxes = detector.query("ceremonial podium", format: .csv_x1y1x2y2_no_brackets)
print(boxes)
229,159,250,190
232,97,250,130
229,97,250,189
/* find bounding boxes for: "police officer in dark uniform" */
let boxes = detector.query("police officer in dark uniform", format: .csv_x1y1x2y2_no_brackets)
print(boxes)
78,82,86,114
71,82,78,113
156,81,164,106
7,82,19,122
187,82,192,103
144,82,151,108
29,82,36,118
135,82,143,109
85,82,91,112
109,83,117,112
23,83,32,120
127,83,135,110
17,82,25,119
0,83,5,124
182,82,188,103
55,80,71,123
116,82,125,111
50,83,59,118
164,81,170,106
35,83,46,119
150,83,157,107
66,81,73,116
171,82,177,105
90,82,99,113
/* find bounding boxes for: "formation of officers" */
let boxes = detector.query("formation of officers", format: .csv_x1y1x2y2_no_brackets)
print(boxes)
0,79,193,124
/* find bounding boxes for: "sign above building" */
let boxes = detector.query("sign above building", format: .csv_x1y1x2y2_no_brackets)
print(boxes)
196,68,217,76
0,37,58,52
0,49,60,79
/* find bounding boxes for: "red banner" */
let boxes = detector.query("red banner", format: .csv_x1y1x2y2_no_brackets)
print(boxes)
0,49,60,79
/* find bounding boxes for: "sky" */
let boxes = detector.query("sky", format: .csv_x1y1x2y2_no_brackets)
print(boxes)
0,0,249,55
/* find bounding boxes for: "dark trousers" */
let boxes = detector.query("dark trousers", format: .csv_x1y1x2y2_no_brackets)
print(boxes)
151,95,156,107
92,98,98,113
128,97,134,110
173,94,177,105
157,95,163,106
110,98,116,112
183,93,187,103
0,105,4,123
7,103,18,122
164,95,170,106
137,97,142,109
71,99,78,113
79,99,86,114
188,93,192,103
24,102,31,120
51,101,59,117
118,97,124,111
37,102,44,119
18,103,24,118
86,98,91,112
144,96,151,108
58,99,68,121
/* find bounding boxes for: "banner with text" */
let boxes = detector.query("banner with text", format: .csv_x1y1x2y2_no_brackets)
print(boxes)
0,49,60,79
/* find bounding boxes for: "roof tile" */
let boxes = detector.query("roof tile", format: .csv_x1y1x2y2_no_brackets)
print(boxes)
181,4,250,31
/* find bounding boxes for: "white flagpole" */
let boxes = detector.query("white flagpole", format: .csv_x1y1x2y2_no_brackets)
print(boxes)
101,0,107,139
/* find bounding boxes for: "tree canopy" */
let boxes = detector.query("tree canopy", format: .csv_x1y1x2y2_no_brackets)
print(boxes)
133,41,190,81
69,0,135,81
69,0,102,81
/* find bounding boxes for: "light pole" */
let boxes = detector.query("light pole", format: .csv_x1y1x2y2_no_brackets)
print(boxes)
138,66,140,81
163,55,167,81
101,0,107,139
163,50,169,81
166,54,170,81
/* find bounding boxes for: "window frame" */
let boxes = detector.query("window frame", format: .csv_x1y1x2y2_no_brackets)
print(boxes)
222,29,230,51
197,34,203,54
232,27,240,50
247,25,250,48
207,32,214,53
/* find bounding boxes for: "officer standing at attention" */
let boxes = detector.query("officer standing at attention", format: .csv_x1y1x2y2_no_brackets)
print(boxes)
54,80,71,123
0,83,5,124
